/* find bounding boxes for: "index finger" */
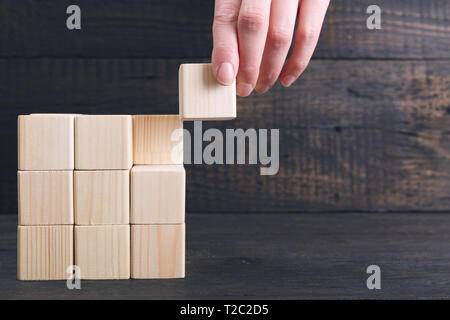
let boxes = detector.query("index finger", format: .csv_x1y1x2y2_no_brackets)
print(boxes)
212,0,242,85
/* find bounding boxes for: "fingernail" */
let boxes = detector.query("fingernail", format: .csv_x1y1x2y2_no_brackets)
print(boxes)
255,83,270,94
281,75,296,87
237,83,253,97
217,62,234,85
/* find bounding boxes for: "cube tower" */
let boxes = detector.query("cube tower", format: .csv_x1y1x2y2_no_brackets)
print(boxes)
17,114,75,280
129,114,185,279
17,62,236,280
73,115,132,279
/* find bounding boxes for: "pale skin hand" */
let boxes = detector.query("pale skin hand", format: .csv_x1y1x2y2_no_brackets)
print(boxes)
212,0,330,96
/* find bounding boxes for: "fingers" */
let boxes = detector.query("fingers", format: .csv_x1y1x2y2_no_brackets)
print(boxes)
280,0,329,87
236,0,272,96
255,0,298,94
212,0,242,85
213,0,329,93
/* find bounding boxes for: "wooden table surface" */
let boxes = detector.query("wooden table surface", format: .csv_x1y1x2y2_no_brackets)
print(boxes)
2,213,450,300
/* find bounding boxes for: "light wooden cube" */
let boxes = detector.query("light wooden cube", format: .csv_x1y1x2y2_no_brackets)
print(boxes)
75,225,130,279
131,224,185,279
17,225,74,280
18,114,75,170
74,170,129,225
75,115,132,169
179,63,236,120
133,115,183,164
131,165,185,224
18,170,73,225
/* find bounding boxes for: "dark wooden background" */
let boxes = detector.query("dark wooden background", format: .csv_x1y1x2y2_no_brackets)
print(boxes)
0,0,449,214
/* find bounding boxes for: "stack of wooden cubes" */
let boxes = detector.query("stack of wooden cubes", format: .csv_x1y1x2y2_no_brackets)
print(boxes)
74,115,133,279
17,63,236,280
18,114,75,280
131,115,185,278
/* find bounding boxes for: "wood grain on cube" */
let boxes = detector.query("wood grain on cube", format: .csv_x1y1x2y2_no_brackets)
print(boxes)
18,170,74,225
131,165,185,224
75,225,130,279
17,225,74,280
75,115,132,169
179,63,236,120
18,114,75,170
131,224,185,279
74,170,129,225
133,115,183,164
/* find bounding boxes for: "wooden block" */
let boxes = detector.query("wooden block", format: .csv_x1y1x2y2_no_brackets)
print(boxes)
74,170,129,225
131,224,185,279
133,115,183,164
18,114,75,170
179,63,236,120
75,115,132,169
75,225,130,279
18,170,74,225
17,225,74,280
131,165,185,224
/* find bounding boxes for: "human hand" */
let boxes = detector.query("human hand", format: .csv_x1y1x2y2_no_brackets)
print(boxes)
211,0,329,96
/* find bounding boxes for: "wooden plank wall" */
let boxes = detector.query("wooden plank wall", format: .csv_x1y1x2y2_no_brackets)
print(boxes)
1,0,449,213
1,0,449,58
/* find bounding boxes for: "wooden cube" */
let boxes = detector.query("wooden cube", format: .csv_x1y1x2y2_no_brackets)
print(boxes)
131,224,185,279
18,114,75,170
179,63,236,120
131,165,185,224
74,170,129,225
75,225,130,279
18,170,74,225
17,225,74,280
133,115,183,165
75,115,132,169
